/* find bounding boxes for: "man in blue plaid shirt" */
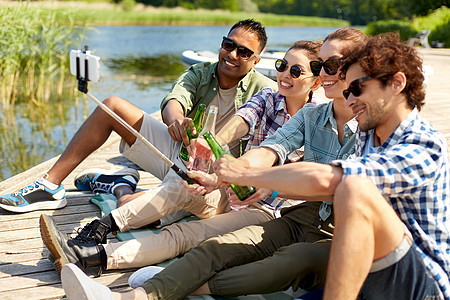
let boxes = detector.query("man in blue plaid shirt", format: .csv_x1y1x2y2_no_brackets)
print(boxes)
210,34,449,299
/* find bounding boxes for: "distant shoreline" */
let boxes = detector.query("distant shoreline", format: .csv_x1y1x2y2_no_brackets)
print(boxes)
0,1,349,27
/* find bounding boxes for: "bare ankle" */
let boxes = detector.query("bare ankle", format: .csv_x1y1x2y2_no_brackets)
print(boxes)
116,191,144,207
191,283,211,296
112,287,147,300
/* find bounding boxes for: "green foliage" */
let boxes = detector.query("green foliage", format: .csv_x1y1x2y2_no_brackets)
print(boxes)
413,6,450,47
121,0,137,11
238,0,259,13
365,19,417,40
365,6,450,47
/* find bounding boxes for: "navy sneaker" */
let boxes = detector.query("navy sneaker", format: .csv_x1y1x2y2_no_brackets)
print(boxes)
74,168,140,194
0,178,66,213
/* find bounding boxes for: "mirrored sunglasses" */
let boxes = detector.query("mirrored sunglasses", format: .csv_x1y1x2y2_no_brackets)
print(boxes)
221,36,256,60
310,58,340,76
275,59,314,79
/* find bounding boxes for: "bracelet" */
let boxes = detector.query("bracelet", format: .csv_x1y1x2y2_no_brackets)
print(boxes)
269,190,279,199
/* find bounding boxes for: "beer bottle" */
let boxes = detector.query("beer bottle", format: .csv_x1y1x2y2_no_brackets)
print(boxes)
202,131,256,201
180,103,207,161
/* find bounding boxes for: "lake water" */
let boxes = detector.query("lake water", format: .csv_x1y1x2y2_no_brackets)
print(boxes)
0,25,338,180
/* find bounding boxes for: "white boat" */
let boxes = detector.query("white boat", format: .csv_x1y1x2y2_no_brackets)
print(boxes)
181,49,285,80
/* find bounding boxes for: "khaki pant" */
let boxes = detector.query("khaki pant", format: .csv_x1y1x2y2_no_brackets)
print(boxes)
142,202,334,299
104,204,274,269
111,113,229,231
104,113,275,269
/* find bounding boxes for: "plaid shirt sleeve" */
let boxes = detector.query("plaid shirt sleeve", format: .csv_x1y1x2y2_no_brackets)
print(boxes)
235,88,274,140
333,124,446,199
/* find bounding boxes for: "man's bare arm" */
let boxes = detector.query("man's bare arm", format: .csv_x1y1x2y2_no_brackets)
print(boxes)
216,161,343,198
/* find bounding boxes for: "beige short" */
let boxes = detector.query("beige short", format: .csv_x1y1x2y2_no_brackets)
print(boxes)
119,112,185,181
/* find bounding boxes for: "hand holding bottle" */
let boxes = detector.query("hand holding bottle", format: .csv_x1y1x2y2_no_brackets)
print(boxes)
179,104,207,161
229,187,272,208
181,170,221,196
203,131,256,201
213,154,250,185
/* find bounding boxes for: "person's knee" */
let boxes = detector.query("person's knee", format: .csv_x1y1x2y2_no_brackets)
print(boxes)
103,96,125,112
334,176,379,221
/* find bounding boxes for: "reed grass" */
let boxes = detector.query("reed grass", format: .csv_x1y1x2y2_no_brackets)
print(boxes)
0,3,88,109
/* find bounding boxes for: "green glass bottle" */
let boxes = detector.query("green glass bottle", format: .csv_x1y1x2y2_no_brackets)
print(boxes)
202,131,257,201
180,103,207,161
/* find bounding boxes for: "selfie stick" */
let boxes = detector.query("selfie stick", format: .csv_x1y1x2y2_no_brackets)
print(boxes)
75,47,196,184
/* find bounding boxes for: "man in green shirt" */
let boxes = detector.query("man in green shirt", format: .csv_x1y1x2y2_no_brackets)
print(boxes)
5,19,276,274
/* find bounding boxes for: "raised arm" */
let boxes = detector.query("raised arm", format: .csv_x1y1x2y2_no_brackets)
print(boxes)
215,115,250,145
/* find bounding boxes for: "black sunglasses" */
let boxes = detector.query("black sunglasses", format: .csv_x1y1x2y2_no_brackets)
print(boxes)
342,76,373,100
275,59,314,79
309,58,340,76
221,36,257,60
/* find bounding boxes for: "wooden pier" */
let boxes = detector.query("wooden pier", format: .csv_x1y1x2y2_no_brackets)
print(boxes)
0,48,449,299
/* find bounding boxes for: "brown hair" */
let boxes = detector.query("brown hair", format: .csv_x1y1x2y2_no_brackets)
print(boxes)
288,40,322,61
324,27,368,46
287,40,322,102
340,33,425,111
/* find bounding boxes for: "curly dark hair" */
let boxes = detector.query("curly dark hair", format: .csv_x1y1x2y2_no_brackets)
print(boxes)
339,33,425,111
228,19,267,53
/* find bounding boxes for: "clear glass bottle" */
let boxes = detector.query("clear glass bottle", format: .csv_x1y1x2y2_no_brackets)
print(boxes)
179,103,207,161
202,131,257,201
192,106,218,172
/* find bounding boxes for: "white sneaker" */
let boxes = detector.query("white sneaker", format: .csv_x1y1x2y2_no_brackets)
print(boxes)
128,265,165,288
61,263,113,300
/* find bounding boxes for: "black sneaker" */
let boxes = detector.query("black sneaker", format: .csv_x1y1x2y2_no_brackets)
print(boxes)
0,177,66,213
39,214,103,276
74,168,140,194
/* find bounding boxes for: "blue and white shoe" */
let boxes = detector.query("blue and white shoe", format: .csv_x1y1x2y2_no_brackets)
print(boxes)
74,168,140,194
128,265,165,288
0,177,66,213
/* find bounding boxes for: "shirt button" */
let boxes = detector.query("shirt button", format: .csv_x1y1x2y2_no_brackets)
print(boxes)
213,88,217,91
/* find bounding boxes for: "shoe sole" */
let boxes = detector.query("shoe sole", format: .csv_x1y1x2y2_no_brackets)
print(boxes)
39,214,70,276
62,263,113,300
128,265,165,288
0,198,67,213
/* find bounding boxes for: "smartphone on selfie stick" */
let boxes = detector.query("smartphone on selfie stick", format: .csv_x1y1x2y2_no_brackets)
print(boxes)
70,46,196,185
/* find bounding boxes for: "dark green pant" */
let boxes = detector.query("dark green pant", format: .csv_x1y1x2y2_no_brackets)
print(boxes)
143,201,333,299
